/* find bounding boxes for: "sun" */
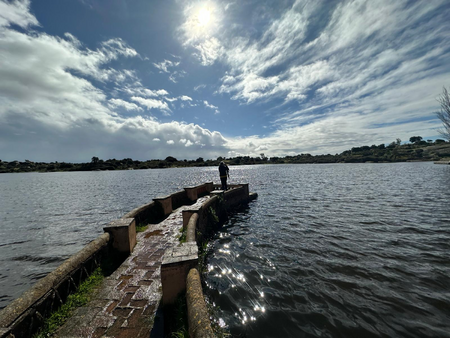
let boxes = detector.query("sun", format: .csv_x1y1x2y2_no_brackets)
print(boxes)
197,8,211,26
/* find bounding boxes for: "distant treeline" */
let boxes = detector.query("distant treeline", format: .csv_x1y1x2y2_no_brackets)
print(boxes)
1,138,449,173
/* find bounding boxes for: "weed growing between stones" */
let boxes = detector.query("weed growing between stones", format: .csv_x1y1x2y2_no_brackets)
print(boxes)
179,225,187,243
208,206,219,226
136,222,148,232
32,252,124,338
164,293,189,338
32,268,104,338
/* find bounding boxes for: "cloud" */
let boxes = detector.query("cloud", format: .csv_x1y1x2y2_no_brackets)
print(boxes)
123,85,168,97
131,96,171,114
180,0,450,156
153,58,186,83
194,84,206,91
203,100,220,114
153,59,180,73
108,98,143,111
0,0,230,162
203,100,217,109
0,0,38,28
167,140,174,144
3,0,449,163
194,37,223,66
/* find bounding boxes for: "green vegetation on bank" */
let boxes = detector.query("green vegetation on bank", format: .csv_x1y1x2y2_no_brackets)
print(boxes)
2,138,450,173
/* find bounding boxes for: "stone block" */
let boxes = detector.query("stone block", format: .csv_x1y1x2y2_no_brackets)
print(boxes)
205,182,214,193
184,187,198,202
161,243,198,305
104,218,136,254
153,195,172,216
182,207,201,228
211,190,224,198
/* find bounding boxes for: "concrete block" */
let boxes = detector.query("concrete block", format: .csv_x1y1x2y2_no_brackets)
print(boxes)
153,195,172,216
182,207,201,228
205,182,214,193
161,243,198,305
211,190,224,198
184,187,198,202
104,218,136,254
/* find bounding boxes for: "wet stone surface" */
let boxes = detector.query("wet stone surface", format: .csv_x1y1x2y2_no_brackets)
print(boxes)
55,196,209,338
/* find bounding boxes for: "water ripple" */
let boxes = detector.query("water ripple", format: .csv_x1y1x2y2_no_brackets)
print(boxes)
204,163,450,337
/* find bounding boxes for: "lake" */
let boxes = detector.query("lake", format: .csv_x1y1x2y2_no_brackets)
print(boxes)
1,163,449,337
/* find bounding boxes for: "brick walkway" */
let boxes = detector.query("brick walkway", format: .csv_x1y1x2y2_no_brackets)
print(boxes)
56,196,210,338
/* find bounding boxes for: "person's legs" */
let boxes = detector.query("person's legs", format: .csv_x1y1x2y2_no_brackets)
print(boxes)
221,177,227,190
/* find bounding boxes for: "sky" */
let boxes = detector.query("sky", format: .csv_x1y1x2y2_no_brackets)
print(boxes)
1,0,449,162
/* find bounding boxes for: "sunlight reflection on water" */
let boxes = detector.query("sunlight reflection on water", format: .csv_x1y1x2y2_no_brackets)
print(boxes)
204,162,450,338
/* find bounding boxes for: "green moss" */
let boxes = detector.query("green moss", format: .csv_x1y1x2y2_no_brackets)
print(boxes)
136,223,148,232
179,226,187,243
33,268,104,338
208,207,219,225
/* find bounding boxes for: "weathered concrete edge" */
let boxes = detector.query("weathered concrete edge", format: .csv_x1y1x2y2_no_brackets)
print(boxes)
0,232,110,330
183,184,258,337
186,213,199,243
186,269,215,338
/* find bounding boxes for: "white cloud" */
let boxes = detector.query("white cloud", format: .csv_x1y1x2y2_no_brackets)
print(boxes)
0,1,230,162
153,59,180,73
194,84,206,91
203,100,218,109
2,0,449,162
108,98,143,111
194,37,223,66
131,96,171,113
123,85,168,97
0,0,38,28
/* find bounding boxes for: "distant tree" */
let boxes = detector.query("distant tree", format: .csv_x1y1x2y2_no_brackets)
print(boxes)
409,136,423,143
435,139,446,144
195,157,204,162
91,156,99,164
396,138,402,146
387,141,396,149
437,87,450,141
165,156,177,162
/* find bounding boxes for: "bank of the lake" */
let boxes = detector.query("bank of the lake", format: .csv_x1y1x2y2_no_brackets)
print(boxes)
1,141,449,173
1,163,449,337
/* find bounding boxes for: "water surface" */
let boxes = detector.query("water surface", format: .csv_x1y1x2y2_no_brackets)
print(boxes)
204,163,450,337
1,163,449,338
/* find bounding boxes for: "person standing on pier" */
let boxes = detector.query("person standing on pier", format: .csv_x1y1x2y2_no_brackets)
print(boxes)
219,161,229,190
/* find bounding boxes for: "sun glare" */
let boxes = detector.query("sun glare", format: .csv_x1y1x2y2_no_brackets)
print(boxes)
198,8,211,26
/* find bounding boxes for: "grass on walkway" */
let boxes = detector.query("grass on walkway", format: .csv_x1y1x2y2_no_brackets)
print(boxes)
33,268,104,338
